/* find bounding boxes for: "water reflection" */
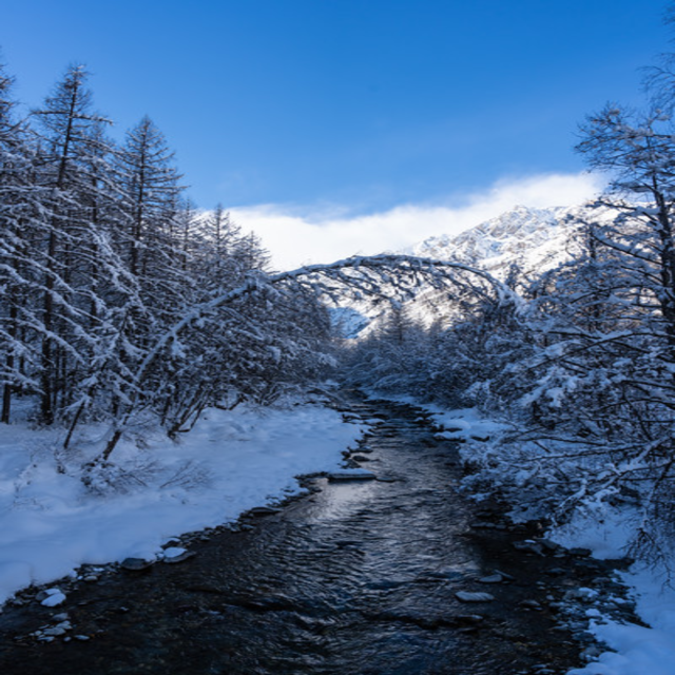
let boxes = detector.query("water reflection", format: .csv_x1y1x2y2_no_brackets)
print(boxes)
308,478,379,522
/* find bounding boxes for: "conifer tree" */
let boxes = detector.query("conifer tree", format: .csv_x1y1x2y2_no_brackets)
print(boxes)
0,63,43,423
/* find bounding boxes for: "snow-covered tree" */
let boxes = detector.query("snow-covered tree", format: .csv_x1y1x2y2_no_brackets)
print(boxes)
29,65,121,424
0,63,45,423
89,254,512,461
114,116,186,325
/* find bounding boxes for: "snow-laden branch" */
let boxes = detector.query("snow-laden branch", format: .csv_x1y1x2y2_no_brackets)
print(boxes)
96,254,516,460
132,254,516,397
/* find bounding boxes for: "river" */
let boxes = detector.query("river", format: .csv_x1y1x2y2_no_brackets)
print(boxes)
0,395,627,674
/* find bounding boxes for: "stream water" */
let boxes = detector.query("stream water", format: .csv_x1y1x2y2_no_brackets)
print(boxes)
0,395,608,674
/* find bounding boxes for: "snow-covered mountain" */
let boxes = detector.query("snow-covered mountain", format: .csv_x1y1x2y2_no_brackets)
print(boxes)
409,203,588,280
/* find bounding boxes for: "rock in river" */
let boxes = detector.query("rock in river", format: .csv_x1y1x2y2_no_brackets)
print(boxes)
455,591,495,603
478,574,504,584
162,548,196,564
120,557,155,572
327,470,376,482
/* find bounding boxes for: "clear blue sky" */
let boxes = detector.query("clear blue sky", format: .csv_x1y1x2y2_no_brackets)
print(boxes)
1,1,672,266
1,1,668,210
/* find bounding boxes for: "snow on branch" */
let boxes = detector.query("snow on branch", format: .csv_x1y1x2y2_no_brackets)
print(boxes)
97,254,518,461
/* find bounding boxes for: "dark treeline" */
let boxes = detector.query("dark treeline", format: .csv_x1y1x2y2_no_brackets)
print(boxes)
0,63,333,444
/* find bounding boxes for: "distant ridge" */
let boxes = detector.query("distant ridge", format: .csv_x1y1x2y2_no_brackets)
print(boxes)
409,204,580,279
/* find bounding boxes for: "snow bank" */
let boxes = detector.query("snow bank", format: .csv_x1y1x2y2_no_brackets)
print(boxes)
558,523,675,675
0,403,364,606
563,566,675,675
543,506,675,675
429,406,510,442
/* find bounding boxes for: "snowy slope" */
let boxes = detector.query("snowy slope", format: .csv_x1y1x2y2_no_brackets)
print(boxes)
412,204,566,268
408,202,616,280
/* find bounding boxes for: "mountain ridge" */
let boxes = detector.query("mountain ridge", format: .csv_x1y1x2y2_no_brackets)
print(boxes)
407,203,580,279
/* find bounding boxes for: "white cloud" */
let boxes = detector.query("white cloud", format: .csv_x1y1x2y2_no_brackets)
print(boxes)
229,172,606,270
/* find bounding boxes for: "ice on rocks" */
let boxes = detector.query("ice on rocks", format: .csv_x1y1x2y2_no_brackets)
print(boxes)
40,588,66,607
162,546,188,559
162,547,196,564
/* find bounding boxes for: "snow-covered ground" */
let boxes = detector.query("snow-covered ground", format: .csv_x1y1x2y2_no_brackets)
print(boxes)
0,401,365,607
556,520,675,675
426,404,675,675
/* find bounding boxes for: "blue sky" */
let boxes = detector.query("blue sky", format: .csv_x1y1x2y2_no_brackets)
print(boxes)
1,1,671,267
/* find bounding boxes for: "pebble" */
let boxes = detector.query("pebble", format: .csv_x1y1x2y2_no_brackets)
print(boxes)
42,625,68,637
512,541,545,556
478,574,504,584
568,587,599,601
455,591,495,603
39,589,67,607
538,538,562,553
120,557,155,572
162,547,196,564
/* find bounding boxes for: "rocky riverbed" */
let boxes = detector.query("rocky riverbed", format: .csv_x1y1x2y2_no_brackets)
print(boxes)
0,396,640,674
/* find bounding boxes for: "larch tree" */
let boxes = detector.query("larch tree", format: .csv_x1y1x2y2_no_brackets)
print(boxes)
114,116,185,310
30,65,119,424
0,62,45,423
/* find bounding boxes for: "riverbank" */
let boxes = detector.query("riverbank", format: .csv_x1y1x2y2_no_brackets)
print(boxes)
0,392,672,674
414,398,675,675
0,397,365,607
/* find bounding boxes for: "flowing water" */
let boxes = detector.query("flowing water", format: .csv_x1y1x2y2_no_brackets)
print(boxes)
0,395,592,674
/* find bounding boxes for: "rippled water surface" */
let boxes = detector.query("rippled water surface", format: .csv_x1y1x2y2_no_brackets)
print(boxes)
0,396,584,674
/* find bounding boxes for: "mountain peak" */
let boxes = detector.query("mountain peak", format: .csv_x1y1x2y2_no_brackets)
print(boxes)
410,203,585,277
